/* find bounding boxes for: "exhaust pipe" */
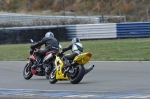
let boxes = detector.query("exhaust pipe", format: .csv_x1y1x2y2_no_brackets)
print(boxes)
43,53,53,63
84,65,94,75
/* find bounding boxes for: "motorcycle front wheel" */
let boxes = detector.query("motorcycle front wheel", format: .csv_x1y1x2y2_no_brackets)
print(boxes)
45,73,49,79
49,68,58,84
69,65,85,84
23,63,33,80
45,64,53,79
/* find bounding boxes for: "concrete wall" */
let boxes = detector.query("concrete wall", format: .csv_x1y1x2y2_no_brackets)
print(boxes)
0,26,67,44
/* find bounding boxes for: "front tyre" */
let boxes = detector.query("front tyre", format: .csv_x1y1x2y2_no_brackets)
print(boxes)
45,65,52,79
49,68,58,84
69,65,85,84
45,73,49,79
23,63,33,80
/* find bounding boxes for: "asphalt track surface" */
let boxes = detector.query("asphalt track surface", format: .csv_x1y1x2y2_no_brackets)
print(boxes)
0,61,150,99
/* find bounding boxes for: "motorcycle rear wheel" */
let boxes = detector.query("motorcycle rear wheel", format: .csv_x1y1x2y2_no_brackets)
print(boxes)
23,63,33,80
69,65,85,84
49,68,58,84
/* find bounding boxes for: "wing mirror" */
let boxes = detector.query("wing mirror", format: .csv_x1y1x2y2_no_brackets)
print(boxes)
30,39,34,43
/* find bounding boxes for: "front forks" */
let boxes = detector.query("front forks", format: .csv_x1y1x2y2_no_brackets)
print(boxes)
26,61,33,72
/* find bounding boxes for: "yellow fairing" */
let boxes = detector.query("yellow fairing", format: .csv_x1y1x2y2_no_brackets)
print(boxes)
55,56,69,80
73,52,92,65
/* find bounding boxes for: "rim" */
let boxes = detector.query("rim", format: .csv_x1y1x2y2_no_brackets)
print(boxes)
69,67,79,79
24,64,31,76
50,68,56,79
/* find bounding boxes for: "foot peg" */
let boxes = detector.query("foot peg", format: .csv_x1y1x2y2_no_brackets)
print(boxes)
63,67,70,77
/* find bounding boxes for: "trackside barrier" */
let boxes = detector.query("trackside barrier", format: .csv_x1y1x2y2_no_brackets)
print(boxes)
117,22,150,38
1,22,150,44
66,22,150,40
65,23,117,40
0,26,66,44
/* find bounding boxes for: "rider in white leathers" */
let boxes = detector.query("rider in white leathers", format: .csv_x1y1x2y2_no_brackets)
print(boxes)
62,38,83,61
61,38,83,75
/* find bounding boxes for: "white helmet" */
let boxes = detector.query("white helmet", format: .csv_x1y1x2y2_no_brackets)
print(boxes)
45,32,54,37
71,38,80,44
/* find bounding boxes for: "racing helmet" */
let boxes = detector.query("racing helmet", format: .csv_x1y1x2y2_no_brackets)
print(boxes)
71,38,80,44
45,32,54,37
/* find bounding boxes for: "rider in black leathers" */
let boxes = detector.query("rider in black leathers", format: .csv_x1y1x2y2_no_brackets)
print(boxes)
30,31,59,70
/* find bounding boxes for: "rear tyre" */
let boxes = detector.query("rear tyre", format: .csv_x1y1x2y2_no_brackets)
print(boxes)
69,65,85,84
49,68,58,84
23,63,33,80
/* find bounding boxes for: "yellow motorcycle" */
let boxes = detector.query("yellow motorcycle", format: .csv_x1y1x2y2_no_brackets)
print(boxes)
49,45,94,84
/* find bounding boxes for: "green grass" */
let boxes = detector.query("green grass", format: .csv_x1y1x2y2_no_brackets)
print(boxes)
1,38,150,61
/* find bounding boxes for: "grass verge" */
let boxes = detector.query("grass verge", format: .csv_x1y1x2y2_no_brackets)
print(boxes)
0,38,150,61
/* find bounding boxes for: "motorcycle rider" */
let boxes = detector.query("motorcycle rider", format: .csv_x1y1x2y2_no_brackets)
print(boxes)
61,38,83,75
30,31,59,71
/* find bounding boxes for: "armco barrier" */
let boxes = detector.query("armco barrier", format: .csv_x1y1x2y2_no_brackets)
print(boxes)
117,22,150,38
0,13,100,24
